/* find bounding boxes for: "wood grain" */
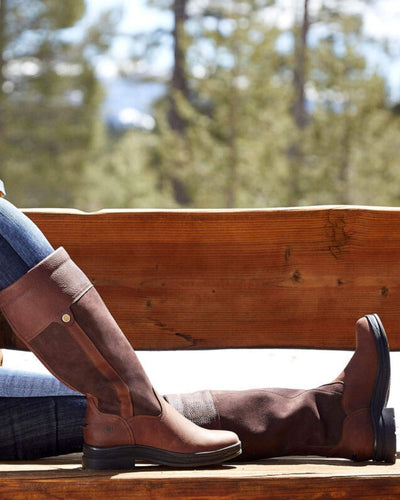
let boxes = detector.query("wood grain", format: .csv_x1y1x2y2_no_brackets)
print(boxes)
0,455,399,499
2,206,400,351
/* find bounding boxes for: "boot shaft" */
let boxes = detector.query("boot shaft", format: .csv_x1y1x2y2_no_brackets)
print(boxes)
0,247,242,467
0,248,160,418
167,385,346,460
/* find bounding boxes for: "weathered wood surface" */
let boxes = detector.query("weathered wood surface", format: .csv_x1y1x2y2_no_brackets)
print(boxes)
0,454,399,499
2,206,400,351
1,206,400,497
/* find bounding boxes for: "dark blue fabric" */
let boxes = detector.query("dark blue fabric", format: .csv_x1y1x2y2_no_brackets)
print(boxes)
0,198,54,290
0,368,81,397
0,198,86,459
0,396,86,459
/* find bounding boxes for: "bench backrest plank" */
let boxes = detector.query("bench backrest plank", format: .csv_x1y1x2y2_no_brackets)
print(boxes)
1,206,399,351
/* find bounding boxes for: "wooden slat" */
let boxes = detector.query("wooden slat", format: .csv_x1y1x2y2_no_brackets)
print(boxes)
0,455,399,499
2,206,400,351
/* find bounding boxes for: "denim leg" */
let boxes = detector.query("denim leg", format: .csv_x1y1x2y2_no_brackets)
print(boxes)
0,236,31,290
0,198,54,290
0,199,85,459
0,368,81,397
0,396,86,459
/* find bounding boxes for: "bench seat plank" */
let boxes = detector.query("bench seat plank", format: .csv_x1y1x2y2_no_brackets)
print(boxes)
1,455,399,499
0,207,399,498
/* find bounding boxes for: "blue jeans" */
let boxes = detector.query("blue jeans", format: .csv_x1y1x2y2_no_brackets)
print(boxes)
0,197,87,458
0,197,54,289
0,396,86,459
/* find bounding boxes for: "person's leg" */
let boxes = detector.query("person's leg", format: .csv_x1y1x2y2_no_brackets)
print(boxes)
0,198,86,459
0,198,53,290
0,367,80,397
0,200,395,464
0,200,240,469
0,315,396,463
0,396,86,460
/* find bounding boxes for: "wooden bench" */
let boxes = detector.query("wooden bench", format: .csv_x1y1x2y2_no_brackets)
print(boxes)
0,206,399,499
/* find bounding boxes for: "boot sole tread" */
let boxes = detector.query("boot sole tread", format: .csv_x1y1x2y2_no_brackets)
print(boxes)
82,442,242,470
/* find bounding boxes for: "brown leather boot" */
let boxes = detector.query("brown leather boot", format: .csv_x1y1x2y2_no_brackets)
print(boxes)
0,248,241,469
166,315,396,463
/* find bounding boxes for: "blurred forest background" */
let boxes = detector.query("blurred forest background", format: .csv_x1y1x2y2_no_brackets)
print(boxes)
1,0,400,209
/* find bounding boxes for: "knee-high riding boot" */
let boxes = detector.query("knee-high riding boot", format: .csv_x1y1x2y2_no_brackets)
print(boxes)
0,247,241,469
166,315,396,463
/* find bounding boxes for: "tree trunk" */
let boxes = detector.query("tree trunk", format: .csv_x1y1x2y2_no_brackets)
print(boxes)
168,0,189,132
0,0,7,140
288,0,310,205
0,0,6,96
0,0,7,86
338,115,351,204
226,96,238,208
226,49,240,209
293,0,310,130
168,0,192,206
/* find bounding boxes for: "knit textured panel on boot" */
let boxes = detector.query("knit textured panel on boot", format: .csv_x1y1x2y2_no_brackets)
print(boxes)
167,384,346,460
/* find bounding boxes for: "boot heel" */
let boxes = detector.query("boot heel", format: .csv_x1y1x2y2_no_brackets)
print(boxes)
82,444,136,470
374,407,397,463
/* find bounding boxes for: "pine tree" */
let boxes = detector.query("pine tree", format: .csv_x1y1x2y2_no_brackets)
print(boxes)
0,0,109,208
114,0,400,208
143,0,291,207
79,129,176,210
295,1,400,206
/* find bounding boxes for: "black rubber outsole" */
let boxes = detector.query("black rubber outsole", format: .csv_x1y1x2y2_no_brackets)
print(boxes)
365,314,397,463
82,441,242,470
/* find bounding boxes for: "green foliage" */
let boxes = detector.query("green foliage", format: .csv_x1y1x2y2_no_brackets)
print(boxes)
296,6,400,206
1,0,399,209
78,129,176,210
0,0,108,208
145,0,295,207
140,0,400,208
